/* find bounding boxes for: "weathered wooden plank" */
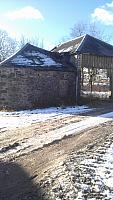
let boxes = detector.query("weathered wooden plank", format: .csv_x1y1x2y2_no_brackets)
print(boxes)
81,54,113,70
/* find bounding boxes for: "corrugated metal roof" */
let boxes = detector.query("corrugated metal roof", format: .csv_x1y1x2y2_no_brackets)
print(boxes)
52,34,113,57
0,43,75,71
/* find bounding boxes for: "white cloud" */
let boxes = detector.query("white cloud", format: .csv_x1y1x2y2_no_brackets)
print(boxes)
106,2,113,8
92,8,113,25
5,6,44,20
91,1,113,25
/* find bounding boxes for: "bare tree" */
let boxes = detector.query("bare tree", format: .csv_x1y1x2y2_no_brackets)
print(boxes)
70,21,111,42
70,21,87,38
0,30,45,62
0,30,17,61
18,35,44,49
58,21,111,45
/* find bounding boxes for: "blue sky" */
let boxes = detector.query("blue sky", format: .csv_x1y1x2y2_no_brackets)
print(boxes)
0,0,113,49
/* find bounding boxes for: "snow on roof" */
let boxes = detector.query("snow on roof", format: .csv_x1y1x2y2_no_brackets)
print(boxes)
11,55,35,66
52,34,113,57
52,35,85,54
58,46,74,53
0,43,74,71
10,51,61,67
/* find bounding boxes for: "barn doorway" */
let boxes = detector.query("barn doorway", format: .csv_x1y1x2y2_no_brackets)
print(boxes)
81,67,111,100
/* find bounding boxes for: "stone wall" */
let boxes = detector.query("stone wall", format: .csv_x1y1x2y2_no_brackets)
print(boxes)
0,66,76,110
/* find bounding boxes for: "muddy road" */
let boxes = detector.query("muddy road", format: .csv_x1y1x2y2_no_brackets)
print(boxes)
0,102,113,199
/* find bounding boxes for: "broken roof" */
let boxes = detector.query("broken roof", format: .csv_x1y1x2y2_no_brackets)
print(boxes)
0,43,74,71
52,34,113,57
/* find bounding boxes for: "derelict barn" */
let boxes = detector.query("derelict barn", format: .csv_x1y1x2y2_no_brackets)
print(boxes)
0,43,76,110
52,34,113,101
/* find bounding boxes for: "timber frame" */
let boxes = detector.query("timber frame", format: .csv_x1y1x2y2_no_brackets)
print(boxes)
78,54,113,98
52,34,113,101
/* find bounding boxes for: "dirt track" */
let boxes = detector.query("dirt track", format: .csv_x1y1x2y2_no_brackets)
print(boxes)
0,102,113,199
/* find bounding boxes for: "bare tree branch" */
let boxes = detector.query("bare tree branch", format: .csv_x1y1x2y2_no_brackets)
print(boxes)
70,21,111,42
18,35,44,49
0,30,17,61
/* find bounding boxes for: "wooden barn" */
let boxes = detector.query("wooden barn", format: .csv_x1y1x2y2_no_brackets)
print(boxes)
52,34,113,101
0,43,76,110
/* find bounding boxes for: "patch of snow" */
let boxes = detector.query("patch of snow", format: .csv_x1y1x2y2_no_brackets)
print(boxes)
80,142,113,199
58,43,82,53
64,46,74,52
48,111,113,136
11,55,34,66
56,34,85,50
36,52,62,66
58,49,65,53
37,111,113,144
1,110,113,159
82,91,110,98
58,46,75,53
25,51,41,56
0,106,92,131
26,50,61,66
33,58,40,64
97,143,113,188
10,51,62,67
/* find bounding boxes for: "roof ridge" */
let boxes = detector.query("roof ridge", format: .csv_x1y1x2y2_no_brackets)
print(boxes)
56,34,86,48
76,34,87,53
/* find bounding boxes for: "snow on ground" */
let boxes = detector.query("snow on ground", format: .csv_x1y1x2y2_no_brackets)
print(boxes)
82,91,110,99
76,140,113,199
19,111,113,153
0,106,92,131
1,106,113,159
1,105,113,198
47,135,113,200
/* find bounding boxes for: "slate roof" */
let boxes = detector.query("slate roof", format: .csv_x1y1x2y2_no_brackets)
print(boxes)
52,35,84,54
52,34,113,57
0,43,75,71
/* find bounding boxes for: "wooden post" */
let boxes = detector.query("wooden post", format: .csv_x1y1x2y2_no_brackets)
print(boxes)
75,55,81,104
110,74,113,99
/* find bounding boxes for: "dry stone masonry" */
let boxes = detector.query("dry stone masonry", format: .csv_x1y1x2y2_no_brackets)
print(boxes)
0,67,75,110
0,43,76,110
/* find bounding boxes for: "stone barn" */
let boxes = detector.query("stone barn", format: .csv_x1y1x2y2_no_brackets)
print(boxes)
52,34,113,101
0,43,76,110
